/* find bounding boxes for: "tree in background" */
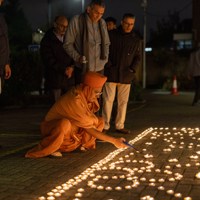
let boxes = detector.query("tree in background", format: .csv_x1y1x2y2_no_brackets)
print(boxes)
3,0,32,52
0,0,43,107
148,11,180,48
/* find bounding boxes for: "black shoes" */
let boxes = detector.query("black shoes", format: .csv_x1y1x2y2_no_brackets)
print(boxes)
116,128,131,134
192,101,200,106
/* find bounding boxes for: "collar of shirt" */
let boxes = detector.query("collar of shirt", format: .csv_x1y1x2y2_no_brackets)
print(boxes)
53,31,64,42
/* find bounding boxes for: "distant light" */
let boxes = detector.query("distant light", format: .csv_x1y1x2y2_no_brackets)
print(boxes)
145,47,152,52
37,28,44,34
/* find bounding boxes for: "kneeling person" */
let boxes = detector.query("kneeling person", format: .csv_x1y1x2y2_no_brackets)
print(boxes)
25,72,127,158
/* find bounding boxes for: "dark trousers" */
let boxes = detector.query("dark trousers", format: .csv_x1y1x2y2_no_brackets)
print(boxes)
193,76,200,104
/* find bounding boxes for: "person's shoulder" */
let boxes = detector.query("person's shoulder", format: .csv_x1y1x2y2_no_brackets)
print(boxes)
40,28,54,44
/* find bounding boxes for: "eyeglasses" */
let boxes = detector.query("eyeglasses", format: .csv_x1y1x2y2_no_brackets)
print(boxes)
95,92,103,96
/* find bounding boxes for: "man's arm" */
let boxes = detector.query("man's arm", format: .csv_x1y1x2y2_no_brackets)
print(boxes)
63,16,81,63
85,127,127,148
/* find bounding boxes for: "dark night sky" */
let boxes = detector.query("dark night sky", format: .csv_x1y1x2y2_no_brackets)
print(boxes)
19,0,192,39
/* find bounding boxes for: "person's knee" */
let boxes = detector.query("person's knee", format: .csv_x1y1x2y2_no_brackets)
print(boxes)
58,119,72,133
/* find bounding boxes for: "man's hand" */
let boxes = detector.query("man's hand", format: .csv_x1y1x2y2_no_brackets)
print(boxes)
4,64,11,79
112,137,127,148
78,56,87,64
65,66,74,78
85,128,127,149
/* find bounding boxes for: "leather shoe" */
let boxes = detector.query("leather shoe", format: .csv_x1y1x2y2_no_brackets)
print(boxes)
116,128,131,134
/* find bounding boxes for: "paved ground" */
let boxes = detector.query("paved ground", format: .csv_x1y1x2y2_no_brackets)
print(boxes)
0,89,200,200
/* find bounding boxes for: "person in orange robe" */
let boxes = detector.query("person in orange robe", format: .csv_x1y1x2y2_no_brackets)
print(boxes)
25,72,127,158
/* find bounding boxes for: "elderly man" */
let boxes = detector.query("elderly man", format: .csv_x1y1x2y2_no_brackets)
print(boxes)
63,0,110,85
40,15,74,102
25,72,127,158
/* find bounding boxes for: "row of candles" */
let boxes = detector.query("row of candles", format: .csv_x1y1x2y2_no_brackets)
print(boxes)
38,127,200,200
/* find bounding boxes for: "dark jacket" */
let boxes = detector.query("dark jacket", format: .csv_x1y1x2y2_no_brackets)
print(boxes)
0,13,10,76
40,28,73,90
104,26,141,84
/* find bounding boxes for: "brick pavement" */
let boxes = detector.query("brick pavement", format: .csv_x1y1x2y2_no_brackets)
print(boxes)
0,90,200,200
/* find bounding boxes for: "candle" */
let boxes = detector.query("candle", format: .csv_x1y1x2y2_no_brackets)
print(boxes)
184,197,192,200
125,185,132,189
105,186,112,191
38,197,46,200
158,186,165,190
75,193,82,197
115,186,122,191
47,197,55,200
97,185,104,190
195,172,200,179
166,190,174,194
77,188,84,192
174,193,182,198
54,193,61,197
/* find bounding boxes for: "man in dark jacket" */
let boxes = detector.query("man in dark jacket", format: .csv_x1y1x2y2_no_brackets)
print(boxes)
102,13,141,134
40,15,74,102
0,0,11,95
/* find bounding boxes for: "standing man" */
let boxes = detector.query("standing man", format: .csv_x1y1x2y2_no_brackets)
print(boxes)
0,0,11,95
188,43,200,106
40,15,74,102
102,13,142,134
63,0,110,85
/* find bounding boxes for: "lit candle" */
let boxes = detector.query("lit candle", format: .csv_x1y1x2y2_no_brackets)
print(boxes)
75,193,82,197
47,192,54,196
47,197,55,200
59,190,65,193
54,193,61,197
169,177,175,182
158,186,165,190
166,190,174,194
149,178,156,182
97,185,104,190
125,185,132,189
184,197,192,200
195,172,200,179
115,186,122,191
102,186,111,191
158,178,165,182
77,188,84,192
140,177,146,181
174,193,182,198
38,197,46,200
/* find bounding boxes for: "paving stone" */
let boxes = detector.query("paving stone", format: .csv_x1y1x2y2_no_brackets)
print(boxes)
1,91,200,200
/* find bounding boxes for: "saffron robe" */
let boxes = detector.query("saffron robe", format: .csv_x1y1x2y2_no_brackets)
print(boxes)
25,85,104,158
